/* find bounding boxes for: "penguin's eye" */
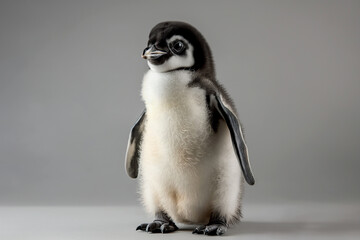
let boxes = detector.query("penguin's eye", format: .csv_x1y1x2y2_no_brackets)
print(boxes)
170,40,185,54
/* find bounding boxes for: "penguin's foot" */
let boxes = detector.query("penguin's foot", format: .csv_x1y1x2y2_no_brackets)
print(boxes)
192,212,228,236
136,211,178,234
192,224,227,236
136,220,178,233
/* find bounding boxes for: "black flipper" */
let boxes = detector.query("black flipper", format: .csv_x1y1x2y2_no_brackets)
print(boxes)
125,111,146,178
213,95,255,185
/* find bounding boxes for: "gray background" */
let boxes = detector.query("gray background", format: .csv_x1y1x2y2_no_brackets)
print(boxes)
0,0,359,206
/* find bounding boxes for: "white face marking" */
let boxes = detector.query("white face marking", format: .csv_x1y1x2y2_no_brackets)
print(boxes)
148,35,194,73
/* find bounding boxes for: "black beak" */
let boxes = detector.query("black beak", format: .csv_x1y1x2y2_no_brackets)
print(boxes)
142,45,167,59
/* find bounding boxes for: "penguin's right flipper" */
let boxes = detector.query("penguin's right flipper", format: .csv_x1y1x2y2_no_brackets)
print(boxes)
125,110,146,178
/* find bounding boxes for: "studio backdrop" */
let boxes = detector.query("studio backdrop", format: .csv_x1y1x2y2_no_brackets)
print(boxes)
0,0,359,206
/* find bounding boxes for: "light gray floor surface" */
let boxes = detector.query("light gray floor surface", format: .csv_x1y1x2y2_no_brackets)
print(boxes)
1,203,359,240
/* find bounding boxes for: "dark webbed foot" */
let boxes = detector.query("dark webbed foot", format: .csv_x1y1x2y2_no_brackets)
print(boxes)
136,211,178,234
192,212,228,236
192,224,227,235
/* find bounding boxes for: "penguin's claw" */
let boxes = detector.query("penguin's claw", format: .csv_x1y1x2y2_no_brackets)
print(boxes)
192,224,227,236
192,225,206,234
136,221,178,234
136,223,148,231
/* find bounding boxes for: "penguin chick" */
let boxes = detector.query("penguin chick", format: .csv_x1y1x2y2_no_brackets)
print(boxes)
125,21,254,236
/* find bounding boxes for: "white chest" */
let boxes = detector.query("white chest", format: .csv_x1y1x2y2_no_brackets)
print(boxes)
141,70,210,166
142,70,200,107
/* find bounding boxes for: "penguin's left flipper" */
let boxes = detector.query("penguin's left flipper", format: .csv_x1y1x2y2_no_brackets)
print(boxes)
125,110,146,178
213,94,255,185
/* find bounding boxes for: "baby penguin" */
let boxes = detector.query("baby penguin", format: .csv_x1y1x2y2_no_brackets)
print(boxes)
125,21,254,236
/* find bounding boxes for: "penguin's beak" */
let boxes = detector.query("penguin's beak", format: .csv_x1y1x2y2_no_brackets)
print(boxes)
142,45,167,60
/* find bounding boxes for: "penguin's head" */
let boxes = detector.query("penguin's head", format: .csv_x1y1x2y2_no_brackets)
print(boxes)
142,21,214,75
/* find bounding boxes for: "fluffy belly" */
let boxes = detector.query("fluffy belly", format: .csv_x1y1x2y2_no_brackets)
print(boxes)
140,70,219,223
140,107,216,224
141,148,216,224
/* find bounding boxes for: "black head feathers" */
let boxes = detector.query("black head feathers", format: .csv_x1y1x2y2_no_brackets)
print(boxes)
143,21,215,78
